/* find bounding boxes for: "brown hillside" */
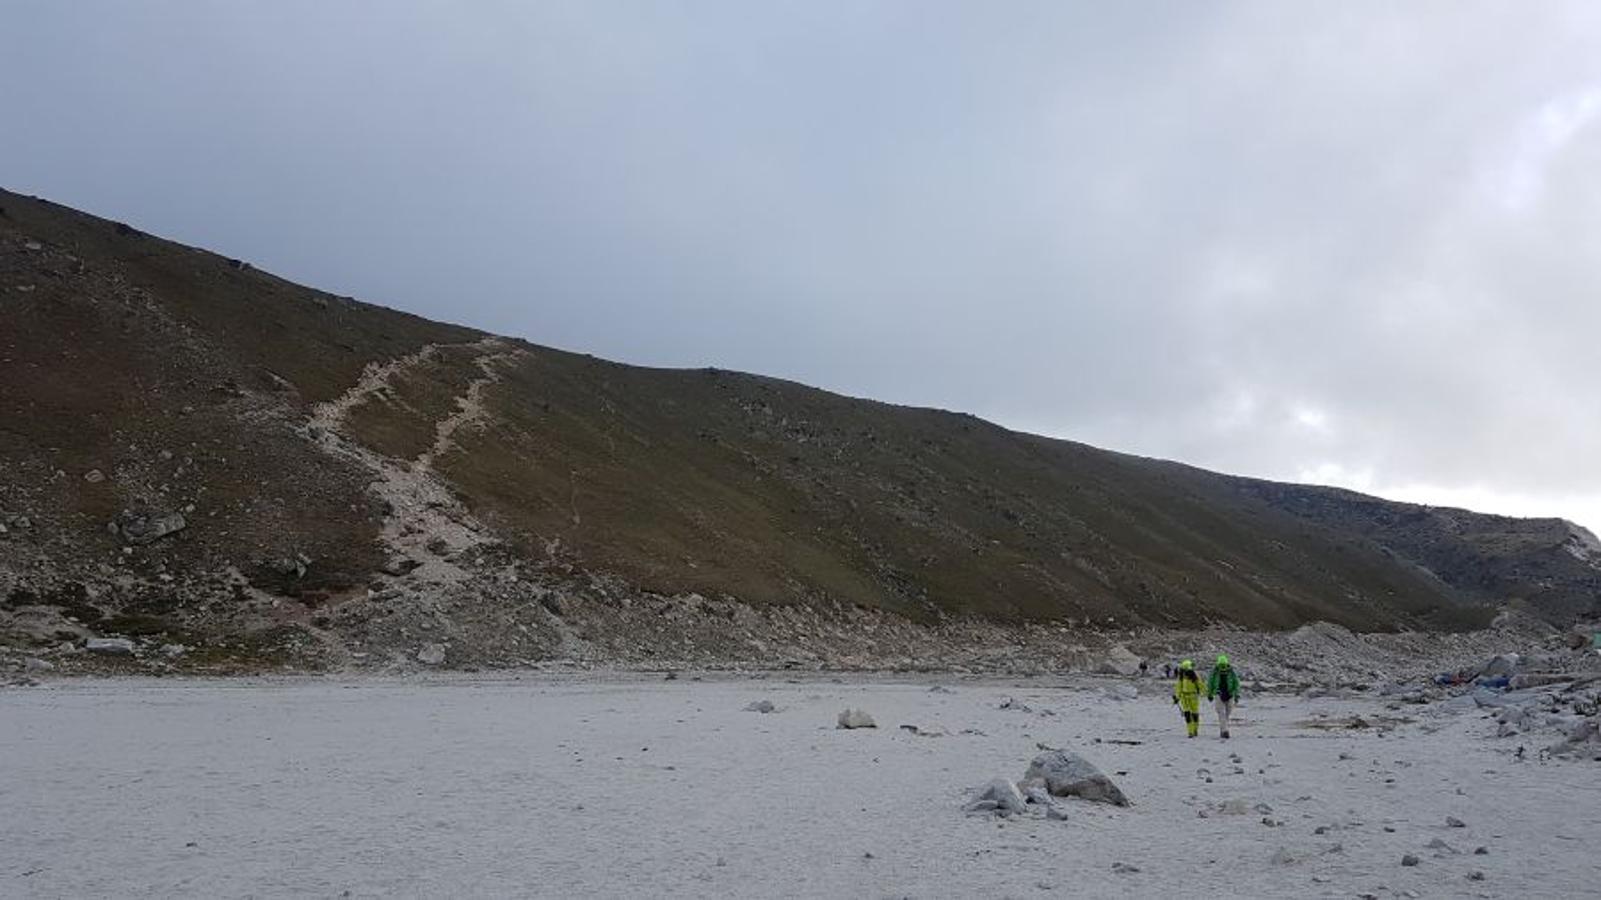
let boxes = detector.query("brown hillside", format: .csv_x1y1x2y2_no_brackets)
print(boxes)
3,188,1593,666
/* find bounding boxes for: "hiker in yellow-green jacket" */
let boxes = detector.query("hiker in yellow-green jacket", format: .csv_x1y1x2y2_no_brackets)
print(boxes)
1172,659,1203,738
1207,653,1242,740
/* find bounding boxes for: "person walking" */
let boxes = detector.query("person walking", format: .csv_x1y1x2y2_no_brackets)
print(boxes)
1172,659,1203,738
1207,654,1241,739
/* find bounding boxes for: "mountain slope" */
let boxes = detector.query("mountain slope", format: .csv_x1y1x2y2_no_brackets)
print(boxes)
2,189,1594,666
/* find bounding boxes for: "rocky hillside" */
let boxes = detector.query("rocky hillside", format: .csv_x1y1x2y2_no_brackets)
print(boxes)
2,188,1595,669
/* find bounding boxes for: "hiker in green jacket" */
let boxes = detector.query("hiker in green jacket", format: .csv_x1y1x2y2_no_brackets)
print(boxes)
1206,654,1241,739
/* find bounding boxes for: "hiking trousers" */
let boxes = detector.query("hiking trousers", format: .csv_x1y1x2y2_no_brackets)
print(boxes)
1214,698,1235,737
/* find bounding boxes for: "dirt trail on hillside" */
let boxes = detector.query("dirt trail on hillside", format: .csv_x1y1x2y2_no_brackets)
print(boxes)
303,337,528,581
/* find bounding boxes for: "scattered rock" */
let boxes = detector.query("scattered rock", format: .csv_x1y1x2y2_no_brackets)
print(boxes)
964,778,1027,816
416,643,447,666
86,637,135,656
1021,750,1129,806
1400,854,1420,867
83,469,105,483
160,644,187,659
837,708,876,729
1046,806,1070,821
1468,871,1485,881
538,592,568,617
24,658,54,673
1268,847,1297,866
1110,862,1140,875
118,512,186,545
1446,816,1465,828
744,700,776,714
381,557,422,577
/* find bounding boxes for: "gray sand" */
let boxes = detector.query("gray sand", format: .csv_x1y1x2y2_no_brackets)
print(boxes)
3,675,1595,898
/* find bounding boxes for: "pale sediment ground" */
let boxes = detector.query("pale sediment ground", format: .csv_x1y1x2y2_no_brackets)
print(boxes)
2,674,1596,899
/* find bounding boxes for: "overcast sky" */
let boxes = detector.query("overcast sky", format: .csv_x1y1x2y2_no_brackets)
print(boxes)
6,2,1601,532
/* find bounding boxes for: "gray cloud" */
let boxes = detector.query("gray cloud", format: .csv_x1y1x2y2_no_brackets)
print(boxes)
6,1,1601,528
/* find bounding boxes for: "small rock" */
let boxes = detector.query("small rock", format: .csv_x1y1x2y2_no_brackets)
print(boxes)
1268,847,1296,866
84,469,105,483
160,644,187,659
837,708,876,729
1468,871,1485,881
416,643,447,666
743,700,776,714
1400,854,1420,867
24,658,54,673
1446,816,1465,828
1046,806,1070,821
1110,862,1140,875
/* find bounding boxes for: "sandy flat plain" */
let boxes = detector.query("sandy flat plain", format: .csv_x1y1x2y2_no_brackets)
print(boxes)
3,673,1597,898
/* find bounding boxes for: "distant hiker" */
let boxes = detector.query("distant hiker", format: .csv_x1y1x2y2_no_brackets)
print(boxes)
1207,654,1241,740
1162,663,1172,679
1172,659,1202,738
1138,660,1148,678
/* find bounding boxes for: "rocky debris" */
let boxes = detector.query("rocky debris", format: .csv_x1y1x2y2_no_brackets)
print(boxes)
1095,644,1143,676
117,511,186,545
1268,847,1297,866
1109,862,1140,875
743,700,776,713
1401,854,1420,867
539,592,567,617
1446,816,1465,828
24,657,54,672
416,643,447,666
86,637,136,656
160,644,187,659
381,557,422,577
1021,750,1129,806
837,708,876,729
963,778,1027,816
1479,653,1520,679
83,469,105,484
